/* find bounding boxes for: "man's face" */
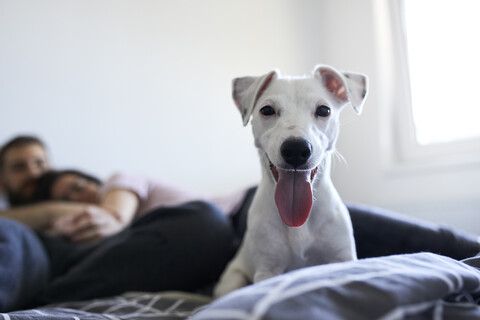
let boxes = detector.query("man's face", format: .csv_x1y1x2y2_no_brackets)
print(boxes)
0,144,50,205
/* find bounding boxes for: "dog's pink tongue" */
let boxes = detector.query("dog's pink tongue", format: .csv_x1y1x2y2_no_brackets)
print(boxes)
274,169,313,227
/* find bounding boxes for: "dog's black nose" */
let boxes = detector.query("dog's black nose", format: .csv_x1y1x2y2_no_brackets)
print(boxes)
280,138,312,168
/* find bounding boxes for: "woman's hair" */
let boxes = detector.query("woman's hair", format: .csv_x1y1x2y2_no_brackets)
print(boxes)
34,169,102,202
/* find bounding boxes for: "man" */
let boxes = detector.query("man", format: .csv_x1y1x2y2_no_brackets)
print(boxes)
0,135,62,229
0,135,53,310
0,136,50,207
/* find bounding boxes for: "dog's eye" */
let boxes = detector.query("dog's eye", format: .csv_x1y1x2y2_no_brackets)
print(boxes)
260,106,276,116
315,105,331,118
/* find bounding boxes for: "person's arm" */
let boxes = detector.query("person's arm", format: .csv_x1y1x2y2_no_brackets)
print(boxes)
100,188,140,226
52,188,140,243
0,202,88,231
50,173,144,243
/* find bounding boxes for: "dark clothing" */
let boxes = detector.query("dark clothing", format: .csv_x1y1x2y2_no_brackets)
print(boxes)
0,218,49,311
348,202,480,260
232,188,480,261
0,201,235,311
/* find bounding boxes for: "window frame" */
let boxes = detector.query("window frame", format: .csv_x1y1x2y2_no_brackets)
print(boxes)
374,0,480,173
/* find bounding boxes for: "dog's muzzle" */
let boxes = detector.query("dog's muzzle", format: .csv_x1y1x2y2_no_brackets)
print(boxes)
269,138,319,228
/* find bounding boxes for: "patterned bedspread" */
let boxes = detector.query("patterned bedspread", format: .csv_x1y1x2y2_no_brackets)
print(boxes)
1,292,211,320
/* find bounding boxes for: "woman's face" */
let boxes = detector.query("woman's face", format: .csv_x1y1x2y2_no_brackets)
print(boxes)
51,173,100,203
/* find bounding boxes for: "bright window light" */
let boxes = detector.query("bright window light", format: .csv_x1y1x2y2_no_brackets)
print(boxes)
404,0,480,145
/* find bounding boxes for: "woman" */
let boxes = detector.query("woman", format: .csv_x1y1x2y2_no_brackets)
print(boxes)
34,169,249,243
28,169,248,304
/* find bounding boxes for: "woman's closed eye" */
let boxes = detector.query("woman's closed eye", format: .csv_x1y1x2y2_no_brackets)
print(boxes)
62,179,87,200
71,180,86,192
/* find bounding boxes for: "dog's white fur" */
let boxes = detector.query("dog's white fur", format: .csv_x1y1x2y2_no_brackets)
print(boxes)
214,65,368,298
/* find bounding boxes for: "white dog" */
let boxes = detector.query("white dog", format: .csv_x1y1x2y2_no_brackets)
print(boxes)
214,65,368,298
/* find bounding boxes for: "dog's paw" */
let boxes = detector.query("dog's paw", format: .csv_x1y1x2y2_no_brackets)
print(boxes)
214,269,251,299
213,278,246,299
253,269,282,284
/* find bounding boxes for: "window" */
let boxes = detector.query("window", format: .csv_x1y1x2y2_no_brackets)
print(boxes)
374,0,480,170
404,0,480,145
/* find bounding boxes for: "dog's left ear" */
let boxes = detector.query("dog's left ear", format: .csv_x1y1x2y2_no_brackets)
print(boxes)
232,70,278,126
313,65,368,114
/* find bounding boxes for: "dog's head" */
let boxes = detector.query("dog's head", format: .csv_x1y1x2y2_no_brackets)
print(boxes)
233,65,368,227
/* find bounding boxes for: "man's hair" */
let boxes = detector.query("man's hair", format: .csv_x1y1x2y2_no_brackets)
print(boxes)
0,135,47,173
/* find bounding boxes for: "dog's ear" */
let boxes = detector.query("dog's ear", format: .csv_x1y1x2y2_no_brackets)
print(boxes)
232,70,278,126
313,65,368,114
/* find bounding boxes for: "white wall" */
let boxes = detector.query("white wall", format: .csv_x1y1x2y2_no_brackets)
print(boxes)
1,0,479,234
0,0,317,195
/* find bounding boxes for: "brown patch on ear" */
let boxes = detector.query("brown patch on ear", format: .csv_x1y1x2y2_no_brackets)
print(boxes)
231,71,278,126
321,70,347,101
253,71,276,108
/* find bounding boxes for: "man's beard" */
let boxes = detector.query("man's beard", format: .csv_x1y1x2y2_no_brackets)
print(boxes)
5,179,38,207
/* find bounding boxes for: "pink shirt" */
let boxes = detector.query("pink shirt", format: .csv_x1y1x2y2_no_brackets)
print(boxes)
100,172,248,220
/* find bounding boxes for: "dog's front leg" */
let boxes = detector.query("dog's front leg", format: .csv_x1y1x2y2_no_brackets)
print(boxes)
253,265,285,283
247,222,291,284
213,248,251,298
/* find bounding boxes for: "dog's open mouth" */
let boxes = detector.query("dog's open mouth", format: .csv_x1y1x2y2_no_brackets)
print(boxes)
269,162,319,228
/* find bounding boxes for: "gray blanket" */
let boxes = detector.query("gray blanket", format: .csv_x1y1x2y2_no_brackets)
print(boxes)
193,253,480,320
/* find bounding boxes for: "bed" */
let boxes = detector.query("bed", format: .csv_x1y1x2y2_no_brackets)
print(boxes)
2,204,480,320
2,253,480,320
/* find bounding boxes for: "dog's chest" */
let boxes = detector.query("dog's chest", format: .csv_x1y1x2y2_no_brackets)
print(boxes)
287,226,326,268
